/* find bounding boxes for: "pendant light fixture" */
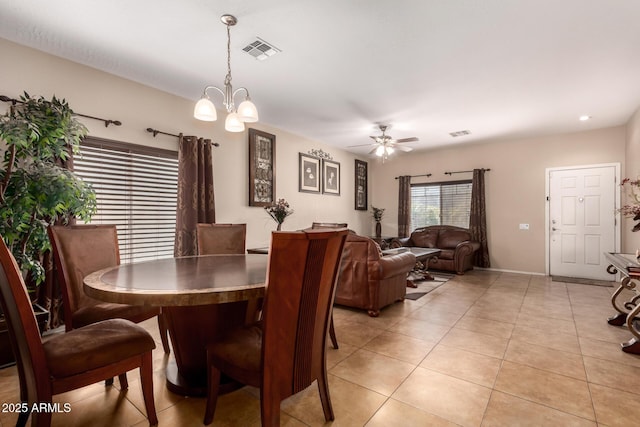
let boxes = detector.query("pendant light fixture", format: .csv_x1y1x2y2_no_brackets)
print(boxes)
194,14,259,132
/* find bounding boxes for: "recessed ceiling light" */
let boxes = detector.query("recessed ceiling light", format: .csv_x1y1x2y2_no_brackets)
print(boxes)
579,115,592,121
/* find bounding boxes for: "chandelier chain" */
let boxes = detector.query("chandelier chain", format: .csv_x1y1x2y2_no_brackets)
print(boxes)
225,23,232,85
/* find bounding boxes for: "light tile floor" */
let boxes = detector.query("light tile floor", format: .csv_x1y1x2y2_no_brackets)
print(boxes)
2,270,640,426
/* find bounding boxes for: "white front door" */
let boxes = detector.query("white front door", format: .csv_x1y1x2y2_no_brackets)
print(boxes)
548,165,618,280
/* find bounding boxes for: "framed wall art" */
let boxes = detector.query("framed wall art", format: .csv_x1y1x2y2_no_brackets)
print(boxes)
299,153,321,193
322,159,340,196
248,128,276,207
355,159,368,210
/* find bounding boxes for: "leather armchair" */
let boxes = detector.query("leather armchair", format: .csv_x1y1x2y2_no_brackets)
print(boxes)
334,233,416,317
392,225,480,274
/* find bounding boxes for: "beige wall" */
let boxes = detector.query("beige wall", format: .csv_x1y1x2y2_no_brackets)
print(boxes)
2,37,637,272
0,38,369,249
624,106,640,253
370,127,626,274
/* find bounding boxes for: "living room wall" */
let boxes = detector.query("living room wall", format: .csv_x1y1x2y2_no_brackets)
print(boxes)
0,38,368,249
370,127,626,275
624,106,640,253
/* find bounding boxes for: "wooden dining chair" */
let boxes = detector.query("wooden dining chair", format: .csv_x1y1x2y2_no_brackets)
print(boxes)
48,225,170,355
203,228,348,426
311,223,348,349
0,236,158,427
196,223,247,255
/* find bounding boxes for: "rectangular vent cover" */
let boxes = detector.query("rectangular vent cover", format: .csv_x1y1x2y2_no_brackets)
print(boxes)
449,130,471,137
242,38,281,61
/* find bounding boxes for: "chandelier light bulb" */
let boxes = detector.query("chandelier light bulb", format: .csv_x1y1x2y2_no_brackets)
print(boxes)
225,112,245,132
375,145,385,157
237,99,259,122
194,97,217,121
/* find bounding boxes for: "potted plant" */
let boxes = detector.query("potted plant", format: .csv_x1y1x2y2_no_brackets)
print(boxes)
0,92,96,366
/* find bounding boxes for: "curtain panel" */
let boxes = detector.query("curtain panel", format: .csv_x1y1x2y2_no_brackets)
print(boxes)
174,135,216,257
397,175,412,238
470,168,490,268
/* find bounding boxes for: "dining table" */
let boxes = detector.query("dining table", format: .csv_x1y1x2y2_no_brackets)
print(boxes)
83,254,268,397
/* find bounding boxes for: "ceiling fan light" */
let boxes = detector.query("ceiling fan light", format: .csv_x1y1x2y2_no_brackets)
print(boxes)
225,112,245,132
386,146,395,155
194,97,217,121
375,145,385,157
237,99,259,122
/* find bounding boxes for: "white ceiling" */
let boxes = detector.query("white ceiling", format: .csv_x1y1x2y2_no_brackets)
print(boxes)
2,0,640,157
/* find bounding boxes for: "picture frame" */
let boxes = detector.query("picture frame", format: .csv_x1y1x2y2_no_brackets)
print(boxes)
299,153,321,193
355,159,368,210
322,159,340,196
248,128,276,207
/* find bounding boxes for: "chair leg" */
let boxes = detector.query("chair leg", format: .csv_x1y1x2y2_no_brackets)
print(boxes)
329,314,339,349
204,352,222,425
118,373,128,390
260,386,281,427
32,409,52,427
140,352,158,426
105,377,114,386
16,405,30,427
158,312,171,354
317,369,335,422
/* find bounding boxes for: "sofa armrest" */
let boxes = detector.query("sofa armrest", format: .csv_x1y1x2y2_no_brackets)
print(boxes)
378,252,416,279
455,240,481,256
389,237,412,248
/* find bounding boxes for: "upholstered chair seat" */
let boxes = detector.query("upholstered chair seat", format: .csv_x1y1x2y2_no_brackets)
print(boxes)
43,318,155,378
71,302,161,329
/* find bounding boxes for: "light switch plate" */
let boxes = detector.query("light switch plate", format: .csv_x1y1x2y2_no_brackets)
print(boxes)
519,224,530,230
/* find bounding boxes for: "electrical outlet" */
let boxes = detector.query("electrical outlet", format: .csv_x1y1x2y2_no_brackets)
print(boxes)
519,224,530,230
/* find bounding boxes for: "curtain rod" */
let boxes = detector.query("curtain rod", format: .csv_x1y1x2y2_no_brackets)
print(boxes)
0,95,122,128
394,173,432,180
444,168,491,175
146,127,220,147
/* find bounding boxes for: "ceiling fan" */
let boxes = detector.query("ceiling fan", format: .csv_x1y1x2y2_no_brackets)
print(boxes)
349,125,419,160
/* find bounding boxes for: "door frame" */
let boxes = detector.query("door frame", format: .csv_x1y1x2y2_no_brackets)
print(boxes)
544,162,621,276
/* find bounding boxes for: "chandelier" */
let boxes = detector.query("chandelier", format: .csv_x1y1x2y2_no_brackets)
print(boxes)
193,14,259,132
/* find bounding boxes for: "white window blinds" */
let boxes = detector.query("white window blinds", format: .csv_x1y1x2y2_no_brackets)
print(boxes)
74,138,179,264
410,181,472,229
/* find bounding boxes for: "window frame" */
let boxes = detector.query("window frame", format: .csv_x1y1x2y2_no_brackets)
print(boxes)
410,179,473,229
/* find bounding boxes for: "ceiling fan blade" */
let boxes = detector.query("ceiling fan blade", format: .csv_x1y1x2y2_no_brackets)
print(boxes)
394,145,413,152
368,147,379,155
348,142,377,148
395,137,419,143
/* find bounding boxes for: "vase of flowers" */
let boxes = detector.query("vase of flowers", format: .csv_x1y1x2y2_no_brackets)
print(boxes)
619,178,640,232
265,198,293,231
371,206,385,238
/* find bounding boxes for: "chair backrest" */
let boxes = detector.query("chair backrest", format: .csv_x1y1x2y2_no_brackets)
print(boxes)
0,237,49,400
196,223,247,255
311,222,348,229
48,225,120,327
261,228,347,397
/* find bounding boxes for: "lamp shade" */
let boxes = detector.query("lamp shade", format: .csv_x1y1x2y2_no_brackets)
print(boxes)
225,112,245,132
194,98,217,121
375,145,385,157
237,99,259,122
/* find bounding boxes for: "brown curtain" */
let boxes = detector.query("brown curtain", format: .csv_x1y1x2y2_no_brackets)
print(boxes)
470,168,490,268
397,175,411,237
174,135,216,257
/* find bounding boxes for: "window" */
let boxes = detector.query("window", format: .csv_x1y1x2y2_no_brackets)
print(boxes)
410,180,472,229
74,137,179,264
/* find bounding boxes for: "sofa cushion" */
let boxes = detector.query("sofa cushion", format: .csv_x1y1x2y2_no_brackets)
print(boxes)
411,229,438,248
437,229,471,249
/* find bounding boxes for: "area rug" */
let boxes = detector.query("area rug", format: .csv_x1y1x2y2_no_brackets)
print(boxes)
405,272,455,300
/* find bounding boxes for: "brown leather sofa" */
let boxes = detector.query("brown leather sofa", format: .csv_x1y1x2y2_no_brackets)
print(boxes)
391,225,480,274
334,233,416,317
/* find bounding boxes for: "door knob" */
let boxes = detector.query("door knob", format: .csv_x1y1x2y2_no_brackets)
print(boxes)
552,227,560,231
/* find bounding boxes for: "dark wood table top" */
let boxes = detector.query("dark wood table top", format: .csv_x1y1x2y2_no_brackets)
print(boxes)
84,254,267,306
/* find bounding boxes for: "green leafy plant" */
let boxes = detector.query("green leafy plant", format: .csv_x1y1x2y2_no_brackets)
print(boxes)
0,92,96,285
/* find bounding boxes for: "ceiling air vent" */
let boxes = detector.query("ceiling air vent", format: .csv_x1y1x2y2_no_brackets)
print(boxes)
242,38,281,61
449,130,471,137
